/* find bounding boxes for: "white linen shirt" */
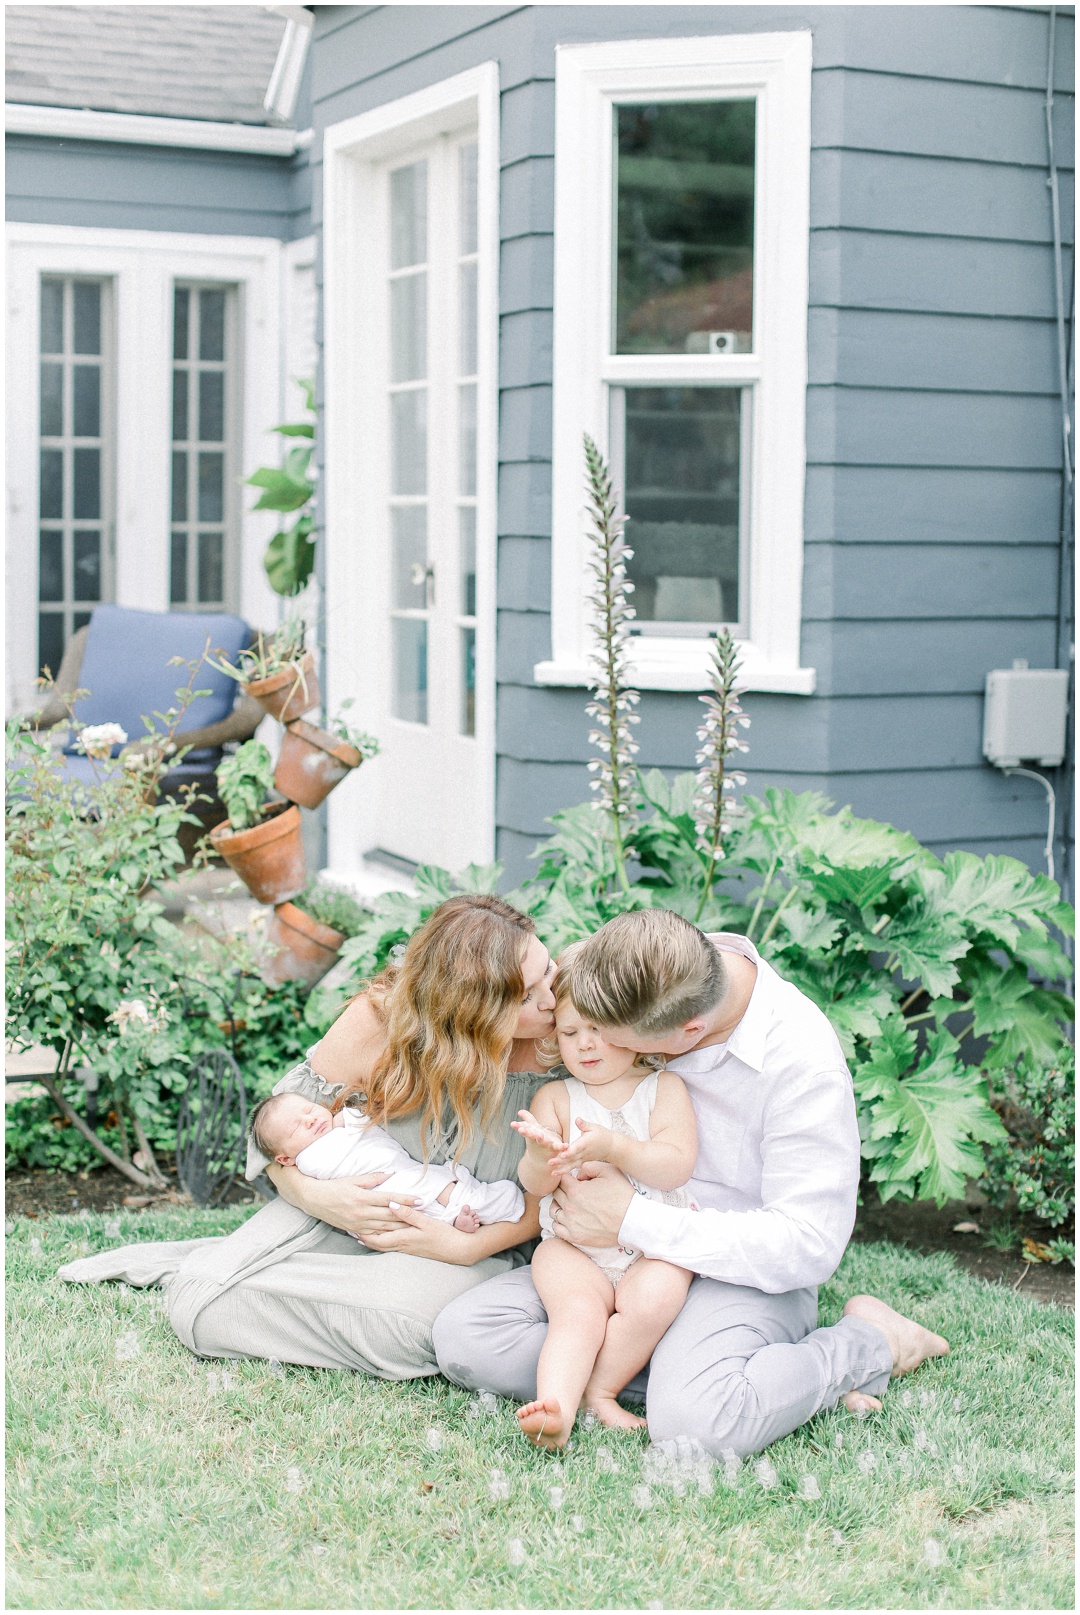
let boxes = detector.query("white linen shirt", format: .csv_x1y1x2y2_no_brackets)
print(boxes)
617,934,860,1294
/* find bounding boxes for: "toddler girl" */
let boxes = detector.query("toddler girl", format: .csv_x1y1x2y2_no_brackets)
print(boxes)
510,956,698,1448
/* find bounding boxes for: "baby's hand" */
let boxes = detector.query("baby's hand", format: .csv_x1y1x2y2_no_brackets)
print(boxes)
549,1118,619,1173
511,1110,566,1153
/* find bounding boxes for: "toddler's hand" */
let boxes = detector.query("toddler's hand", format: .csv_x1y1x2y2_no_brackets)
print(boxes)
549,1118,618,1172
511,1110,565,1154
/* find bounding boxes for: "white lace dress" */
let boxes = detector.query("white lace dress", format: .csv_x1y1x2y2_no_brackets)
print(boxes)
538,1070,694,1288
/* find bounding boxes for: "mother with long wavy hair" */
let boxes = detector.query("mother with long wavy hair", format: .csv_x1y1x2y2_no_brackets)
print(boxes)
59,894,556,1379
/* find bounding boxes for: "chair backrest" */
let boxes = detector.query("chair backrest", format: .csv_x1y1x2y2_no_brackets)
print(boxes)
66,605,250,752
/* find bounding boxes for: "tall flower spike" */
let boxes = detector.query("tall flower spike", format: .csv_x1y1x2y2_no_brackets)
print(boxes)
692,628,749,922
582,433,640,893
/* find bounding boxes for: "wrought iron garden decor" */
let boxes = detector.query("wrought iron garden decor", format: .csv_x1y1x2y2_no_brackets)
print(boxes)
175,1049,248,1207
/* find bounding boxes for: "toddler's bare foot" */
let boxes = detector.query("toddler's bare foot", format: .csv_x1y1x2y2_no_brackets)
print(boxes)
517,1397,572,1449
843,1294,949,1378
453,1205,480,1233
842,1388,883,1415
587,1395,647,1431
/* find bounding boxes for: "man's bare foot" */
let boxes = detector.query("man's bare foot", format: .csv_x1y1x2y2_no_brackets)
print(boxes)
517,1397,572,1449
587,1395,647,1431
842,1388,883,1415
453,1205,480,1233
843,1294,950,1378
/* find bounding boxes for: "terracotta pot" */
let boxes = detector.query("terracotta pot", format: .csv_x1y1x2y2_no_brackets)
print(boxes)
264,901,346,987
245,651,321,723
273,719,363,810
208,801,306,905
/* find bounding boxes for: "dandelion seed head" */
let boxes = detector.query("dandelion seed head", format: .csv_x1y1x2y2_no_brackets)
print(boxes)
284,1467,303,1494
596,1445,619,1475
29,1237,42,1256
487,1468,510,1502
426,1429,444,1452
104,1218,122,1239
507,1537,526,1568
834,1432,844,1450
922,1537,945,1568
268,1358,283,1377
914,1429,928,1451
952,1397,962,1412
548,1486,565,1510
631,1485,653,1509
919,1390,936,1408
570,1514,586,1533
951,1464,964,1481
797,1474,821,1500
831,1530,845,1547
753,1457,778,1491
114,1330,140,1362
857,1450,877,1474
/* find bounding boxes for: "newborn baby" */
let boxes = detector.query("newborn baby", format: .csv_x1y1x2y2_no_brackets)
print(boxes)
248,1092,525,1233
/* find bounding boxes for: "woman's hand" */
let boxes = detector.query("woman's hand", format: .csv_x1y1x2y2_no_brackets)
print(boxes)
266,1164,418,1239
356,1205,481,1264
548,1118,621,1174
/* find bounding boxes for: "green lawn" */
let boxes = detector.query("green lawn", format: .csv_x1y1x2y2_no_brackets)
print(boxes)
6,1208,1074,1611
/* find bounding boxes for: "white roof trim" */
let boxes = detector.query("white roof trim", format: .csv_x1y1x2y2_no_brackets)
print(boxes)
264,16,312,126
5,102,309,155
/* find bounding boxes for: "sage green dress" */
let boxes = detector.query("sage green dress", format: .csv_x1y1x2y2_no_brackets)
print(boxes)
58,1060,545,1379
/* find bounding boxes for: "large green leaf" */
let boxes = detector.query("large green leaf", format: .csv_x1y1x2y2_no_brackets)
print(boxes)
962,954,1074,1068
915,852,1074,951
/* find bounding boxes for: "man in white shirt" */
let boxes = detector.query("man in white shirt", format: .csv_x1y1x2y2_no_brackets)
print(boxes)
433,909,948,1457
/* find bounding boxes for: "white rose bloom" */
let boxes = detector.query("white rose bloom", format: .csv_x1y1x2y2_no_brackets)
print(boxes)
77,723,128,759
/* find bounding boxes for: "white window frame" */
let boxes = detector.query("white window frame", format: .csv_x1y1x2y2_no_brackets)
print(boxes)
540,31,815,695
6,222,300,712
321,62,500,868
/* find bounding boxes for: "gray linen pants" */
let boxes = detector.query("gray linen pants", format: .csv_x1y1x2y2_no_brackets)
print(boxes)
432,1265,893,1458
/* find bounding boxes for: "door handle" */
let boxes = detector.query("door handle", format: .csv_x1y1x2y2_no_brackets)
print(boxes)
409,561,435,604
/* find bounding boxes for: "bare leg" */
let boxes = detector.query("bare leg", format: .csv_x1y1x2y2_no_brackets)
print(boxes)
516,1240,614,1450
584,1258,693,1431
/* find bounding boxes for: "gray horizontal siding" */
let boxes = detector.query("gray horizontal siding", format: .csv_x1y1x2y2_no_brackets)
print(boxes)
805,618,1060,697
802,543,1060,620
809,309,1062,394
805,466,1063,544
810,231,1071,318
806,389,1064,469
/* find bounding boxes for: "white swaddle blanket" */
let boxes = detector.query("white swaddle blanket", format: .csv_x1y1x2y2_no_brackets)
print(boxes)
297,1107,525,1228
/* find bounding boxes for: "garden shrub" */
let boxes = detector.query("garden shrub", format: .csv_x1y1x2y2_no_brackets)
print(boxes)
981,1046,1075,1253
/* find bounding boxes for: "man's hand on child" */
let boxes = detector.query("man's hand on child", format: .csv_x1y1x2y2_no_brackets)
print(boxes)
548,1117,619,1172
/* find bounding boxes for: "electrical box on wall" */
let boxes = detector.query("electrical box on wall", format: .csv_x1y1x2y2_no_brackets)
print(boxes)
982,664,1070,769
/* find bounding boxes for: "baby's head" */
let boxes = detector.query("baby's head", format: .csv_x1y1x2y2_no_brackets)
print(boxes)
250,1091,334,1166
539,944,660,1087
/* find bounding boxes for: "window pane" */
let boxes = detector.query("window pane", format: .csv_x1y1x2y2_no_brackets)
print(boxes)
197,532,224,604
460,625,476,736
459,142,478,256
172,451,188,521
458,383,476,497
39,449,63,520
73,449,101,519
173,288,190,360
38,530,64,602
392,506,428,609
391,390,427,496
73,610,92,635
40,280,64,355
458,261,478,376
38,612,65,680
170,532,189,604
459,506,476,616
199,289,226,361
73,530,102,603
73,282,102,355
172,370,188,442
39,363,63,437
616,101,755,356
198,452,224,522
390,273,427,383
390,162,427,270
73,366,100,438
622,386,741,625
392,617,428,723
199,370,225,442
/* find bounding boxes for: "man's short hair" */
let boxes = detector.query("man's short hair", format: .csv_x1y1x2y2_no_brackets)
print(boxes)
563,909,727,1037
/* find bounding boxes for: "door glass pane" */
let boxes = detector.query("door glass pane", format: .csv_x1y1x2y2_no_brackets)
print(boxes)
616,101,756,355
391,391,427,495
170,532,188,604
198,452,224,522
73,449,101,520
621,386,741,625
459,506,476,616
172,370,188,442
392,618,428,723
40,280,64,355
460,626,476,736
73,282,102,355
199,289,226,361
199,370,225,441
173,288,190,360
392,507,428,609
39,449,63,519
171,451,188,521
38,530,63,601
38,612,65,680
390,274,427,383
458,262,478,376
459,143,478,255
458,383,476,497
73,531,102,602
73,366,100,438
390,162,427,269
198,532,224,604
40,364,63,437
73,610,92,634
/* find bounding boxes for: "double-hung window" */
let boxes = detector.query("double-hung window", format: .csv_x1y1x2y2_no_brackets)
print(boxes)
170,283,238,612
542,32,815,694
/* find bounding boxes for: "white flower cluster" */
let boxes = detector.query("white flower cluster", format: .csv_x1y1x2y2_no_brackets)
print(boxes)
582,435,640,847
76,722,128,759
108,997,169,1037
692,630,750,866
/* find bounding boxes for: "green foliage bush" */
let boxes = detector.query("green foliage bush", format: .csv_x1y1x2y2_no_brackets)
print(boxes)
981,1046,1074,1236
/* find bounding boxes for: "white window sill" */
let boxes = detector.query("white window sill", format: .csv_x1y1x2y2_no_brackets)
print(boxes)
534,641,816,695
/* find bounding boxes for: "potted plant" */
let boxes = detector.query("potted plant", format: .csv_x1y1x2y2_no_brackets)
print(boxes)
213,616,320,725
273,703,380,811
208,740,306,905
265,880,369,987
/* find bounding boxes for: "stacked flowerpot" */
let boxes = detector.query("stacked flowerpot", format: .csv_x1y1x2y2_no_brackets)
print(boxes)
208,634,371,987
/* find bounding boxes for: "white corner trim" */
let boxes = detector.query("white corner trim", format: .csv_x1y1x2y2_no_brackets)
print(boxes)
264,16,313,124
5,102,308,156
